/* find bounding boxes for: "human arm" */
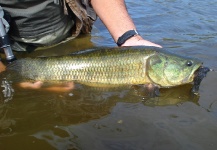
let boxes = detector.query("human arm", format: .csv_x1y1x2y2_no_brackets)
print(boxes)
90,0,162,47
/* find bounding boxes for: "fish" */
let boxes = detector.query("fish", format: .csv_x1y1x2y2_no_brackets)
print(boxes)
3,46,207,96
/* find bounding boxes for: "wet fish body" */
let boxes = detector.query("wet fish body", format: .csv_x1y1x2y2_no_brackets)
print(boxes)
6,47,203,89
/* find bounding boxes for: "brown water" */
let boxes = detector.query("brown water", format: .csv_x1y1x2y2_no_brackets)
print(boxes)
1,0,217,150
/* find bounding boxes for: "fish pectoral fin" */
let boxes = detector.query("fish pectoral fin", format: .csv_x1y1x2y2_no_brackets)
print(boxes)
132,84,160,98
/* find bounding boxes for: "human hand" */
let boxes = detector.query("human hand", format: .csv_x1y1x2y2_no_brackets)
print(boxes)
1,61,74,92
18,81,75,92
121,35,162,48
0,61,6,72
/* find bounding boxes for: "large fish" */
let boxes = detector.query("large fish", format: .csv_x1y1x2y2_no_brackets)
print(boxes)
4,47,209,95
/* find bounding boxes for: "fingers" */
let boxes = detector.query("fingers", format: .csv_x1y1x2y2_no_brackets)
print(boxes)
19,81,44,89
18,81,75,92
43,82,75,92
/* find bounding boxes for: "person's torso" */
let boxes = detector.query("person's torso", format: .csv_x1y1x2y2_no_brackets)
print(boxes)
1,0,74,48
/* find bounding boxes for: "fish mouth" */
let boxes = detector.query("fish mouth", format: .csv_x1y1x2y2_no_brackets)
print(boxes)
191,66,210,94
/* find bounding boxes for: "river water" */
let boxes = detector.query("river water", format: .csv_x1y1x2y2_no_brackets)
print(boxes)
1,0,217,150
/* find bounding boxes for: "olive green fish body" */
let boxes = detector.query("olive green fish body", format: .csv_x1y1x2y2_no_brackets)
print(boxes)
6,47,202,87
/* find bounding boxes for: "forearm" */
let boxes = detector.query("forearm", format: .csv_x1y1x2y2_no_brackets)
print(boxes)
91,0,136,42
91,0,162,47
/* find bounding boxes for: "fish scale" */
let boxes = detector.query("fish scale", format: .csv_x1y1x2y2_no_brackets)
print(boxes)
5,47,202,88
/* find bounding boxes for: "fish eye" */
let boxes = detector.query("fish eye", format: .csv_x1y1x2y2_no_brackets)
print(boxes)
186,61,193,67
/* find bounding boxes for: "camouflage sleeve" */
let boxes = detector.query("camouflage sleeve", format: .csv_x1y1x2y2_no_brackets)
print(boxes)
65,0,97,37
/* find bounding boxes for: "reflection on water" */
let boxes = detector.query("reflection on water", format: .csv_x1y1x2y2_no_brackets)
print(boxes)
0,0,217,149
0,83,201,149
0,83,199,134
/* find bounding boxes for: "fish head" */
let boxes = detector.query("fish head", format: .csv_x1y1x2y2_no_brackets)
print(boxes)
146,52,202,87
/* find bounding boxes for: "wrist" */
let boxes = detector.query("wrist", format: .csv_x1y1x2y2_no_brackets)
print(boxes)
116,29,139,46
